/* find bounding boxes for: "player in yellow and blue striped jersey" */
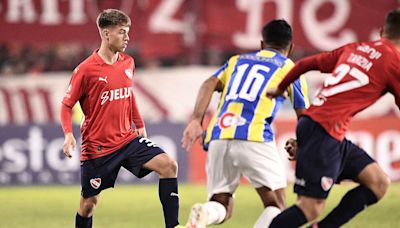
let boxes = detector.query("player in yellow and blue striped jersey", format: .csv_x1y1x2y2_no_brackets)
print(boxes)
204,46,309,148
182,19,309,228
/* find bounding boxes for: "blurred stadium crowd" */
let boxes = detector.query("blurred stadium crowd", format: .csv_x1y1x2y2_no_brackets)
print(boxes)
2,0,389,77
0,42,313,77
0,43,91,76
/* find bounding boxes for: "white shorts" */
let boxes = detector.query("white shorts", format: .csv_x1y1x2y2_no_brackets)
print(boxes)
206,139,286,199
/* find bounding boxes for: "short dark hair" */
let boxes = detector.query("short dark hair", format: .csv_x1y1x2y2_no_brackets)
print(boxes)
383,9,400,39
262,19,292,50
97,9,131,29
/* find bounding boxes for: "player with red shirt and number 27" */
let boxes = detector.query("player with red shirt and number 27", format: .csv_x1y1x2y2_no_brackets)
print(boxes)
60,9,183,228
266,9,400,228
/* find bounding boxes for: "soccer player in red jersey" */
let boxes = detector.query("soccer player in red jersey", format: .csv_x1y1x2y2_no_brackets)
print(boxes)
60,9,181,228
266,9,400,228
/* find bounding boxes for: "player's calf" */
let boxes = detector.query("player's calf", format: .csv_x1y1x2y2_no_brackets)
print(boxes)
75,213,93,228
254,187,285,228
269,196,325,228
154,156,180,228
316,185,379,228
159,178,180,228
315,164,390,227
75,195,98,228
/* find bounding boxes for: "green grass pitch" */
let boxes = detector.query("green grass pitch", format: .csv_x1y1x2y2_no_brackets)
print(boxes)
0,183,399,227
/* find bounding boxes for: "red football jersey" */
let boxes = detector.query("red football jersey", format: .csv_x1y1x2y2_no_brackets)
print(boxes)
279,38,400,141
61,50,144,160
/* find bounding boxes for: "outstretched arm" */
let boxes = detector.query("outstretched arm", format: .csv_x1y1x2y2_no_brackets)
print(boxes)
181,76,222,152
266,55,321,98
267,47,344,98
192,76,221,123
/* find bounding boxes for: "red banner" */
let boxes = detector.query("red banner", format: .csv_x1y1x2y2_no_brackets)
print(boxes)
1,0,398,59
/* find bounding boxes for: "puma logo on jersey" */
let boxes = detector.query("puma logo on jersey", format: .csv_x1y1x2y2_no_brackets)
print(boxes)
99,76,108,83
100,87,133,105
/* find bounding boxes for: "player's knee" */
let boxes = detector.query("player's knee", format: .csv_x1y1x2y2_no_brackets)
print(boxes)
160,158,178,177
297,198,324,221
169,159,178,175
274,190,286,210
303,206,322,221
81,203,96,217
371,175,391,200
256,187,285,210
80,198,98,217
361,167,391,200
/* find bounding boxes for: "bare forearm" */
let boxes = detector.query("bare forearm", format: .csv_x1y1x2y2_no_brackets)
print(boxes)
192,77,220,123
278,55,321,91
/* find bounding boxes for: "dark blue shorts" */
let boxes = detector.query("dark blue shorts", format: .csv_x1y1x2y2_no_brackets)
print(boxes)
80,136,164,198
293,116,375,199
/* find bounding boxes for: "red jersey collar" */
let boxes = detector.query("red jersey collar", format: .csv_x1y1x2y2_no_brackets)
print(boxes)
92,49,125,65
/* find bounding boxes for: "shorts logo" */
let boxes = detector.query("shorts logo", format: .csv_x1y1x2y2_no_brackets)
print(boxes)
139,137,158,147
90,178,102,189
218,112,246,129
125,69,133,79
321,176,333,191
294,177,306,187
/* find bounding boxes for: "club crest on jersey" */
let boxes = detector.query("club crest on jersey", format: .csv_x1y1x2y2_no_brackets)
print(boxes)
218,112,246,129
125,69,133,79
90,178,101,189
321,176,333,191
